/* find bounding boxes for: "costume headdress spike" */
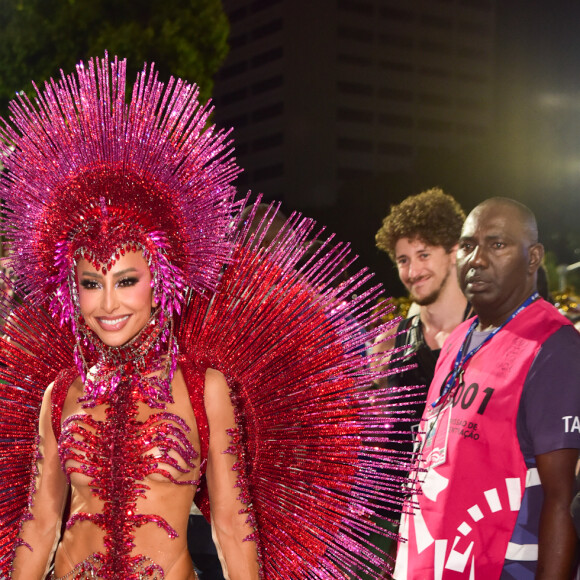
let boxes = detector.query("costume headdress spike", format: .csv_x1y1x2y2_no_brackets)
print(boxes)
0,54,240,325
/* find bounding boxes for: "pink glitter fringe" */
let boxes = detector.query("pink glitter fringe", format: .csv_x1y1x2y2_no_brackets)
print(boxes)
176,204,424,578
0,55,425,579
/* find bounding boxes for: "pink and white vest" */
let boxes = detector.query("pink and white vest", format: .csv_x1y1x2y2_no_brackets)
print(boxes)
394,299,568,579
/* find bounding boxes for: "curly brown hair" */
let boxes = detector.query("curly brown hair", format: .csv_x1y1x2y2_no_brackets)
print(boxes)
376,188,465,261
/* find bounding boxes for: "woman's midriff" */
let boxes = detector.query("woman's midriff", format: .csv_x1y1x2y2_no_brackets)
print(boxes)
54,479,198,578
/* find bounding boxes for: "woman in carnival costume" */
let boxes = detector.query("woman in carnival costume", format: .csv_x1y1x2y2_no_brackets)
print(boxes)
0,55,418,579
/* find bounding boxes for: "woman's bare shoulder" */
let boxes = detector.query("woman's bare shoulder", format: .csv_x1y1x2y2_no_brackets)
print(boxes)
42,371,79,403
203,368,230,418
66,374,84,399
204,367,227,386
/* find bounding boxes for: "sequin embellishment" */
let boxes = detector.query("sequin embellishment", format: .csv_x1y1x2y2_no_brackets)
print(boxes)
48,552,166,579
58,319,199,578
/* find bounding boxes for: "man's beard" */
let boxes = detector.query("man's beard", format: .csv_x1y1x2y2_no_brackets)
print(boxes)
410,268,451,307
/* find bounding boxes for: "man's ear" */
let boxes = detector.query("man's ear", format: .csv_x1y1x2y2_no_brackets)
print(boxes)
449,243,459,266
528,243,544,274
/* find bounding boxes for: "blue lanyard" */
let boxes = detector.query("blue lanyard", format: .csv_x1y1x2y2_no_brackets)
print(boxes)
432,292,540,408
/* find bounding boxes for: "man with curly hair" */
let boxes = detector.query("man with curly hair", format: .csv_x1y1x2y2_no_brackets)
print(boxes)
374,187,469,390
368,189,470,567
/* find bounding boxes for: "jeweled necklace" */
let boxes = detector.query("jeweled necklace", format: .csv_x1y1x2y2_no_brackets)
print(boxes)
73,308,178,409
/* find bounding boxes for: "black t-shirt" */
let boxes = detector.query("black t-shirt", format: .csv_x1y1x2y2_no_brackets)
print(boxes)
387,315,437,427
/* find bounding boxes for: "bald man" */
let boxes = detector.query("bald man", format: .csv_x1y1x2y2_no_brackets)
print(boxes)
394,198,580,579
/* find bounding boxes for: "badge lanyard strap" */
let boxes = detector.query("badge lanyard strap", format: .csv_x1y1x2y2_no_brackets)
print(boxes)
432,291,540,408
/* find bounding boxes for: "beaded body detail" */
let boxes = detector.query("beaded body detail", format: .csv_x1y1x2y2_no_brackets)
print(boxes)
55,316,199,579
48,552,164,580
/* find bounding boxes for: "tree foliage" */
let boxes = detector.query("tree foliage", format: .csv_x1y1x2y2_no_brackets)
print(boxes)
0,0,229,116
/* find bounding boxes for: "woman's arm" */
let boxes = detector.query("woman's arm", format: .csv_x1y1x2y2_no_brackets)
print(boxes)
368,328,397,389
12,383,69,580
204,368,259,580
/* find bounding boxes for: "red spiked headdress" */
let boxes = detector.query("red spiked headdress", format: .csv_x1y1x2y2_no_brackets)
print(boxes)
0,54,240,325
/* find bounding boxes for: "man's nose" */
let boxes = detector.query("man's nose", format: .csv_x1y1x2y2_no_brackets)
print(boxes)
407,259,421,279
468,244,487,268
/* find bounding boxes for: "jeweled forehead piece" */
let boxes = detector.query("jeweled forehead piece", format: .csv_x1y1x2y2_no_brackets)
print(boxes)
47,168,178,271
0,54,240,308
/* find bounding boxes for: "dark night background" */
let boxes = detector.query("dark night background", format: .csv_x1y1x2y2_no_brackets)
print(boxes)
295,0,580,298
3,1,580,299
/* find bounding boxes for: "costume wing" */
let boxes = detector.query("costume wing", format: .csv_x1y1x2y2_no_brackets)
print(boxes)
0,289,75,577
177,207,421,579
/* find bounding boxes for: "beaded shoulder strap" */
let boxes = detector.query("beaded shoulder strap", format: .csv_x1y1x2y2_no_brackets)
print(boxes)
51,366,80,441
179,358,210,519
179,359,209,470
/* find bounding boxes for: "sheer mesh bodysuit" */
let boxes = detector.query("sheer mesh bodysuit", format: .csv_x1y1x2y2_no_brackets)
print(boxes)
46,361,209,580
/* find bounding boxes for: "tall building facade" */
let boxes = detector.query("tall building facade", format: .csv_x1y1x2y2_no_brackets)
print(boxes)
213,0,496,208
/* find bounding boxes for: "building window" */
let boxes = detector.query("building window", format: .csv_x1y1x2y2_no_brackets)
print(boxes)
378,33,414,49
229,7,248,23
460,0,493,10
252,102,284,122
419,40,451,55
419,93,453,107
378,87,413,102
461,20,492,36
379,6,415,22
456,71,488,83
337,167,371,180
420,14,453,30
457,46,490,60
378,114,413,128
338,26,373,44
252,76,283,95
456,97,487,111
378,142,414,156
220,88,248,107
337,108,374,123
251,47,283,68
380,60,414,73
229,34,247,49
237,171,250,187
251,0,282,13
252,133,284,151
252,18,283,40
234,142,249,155
419,66,451,79
337,0,374,16
221,114,248,129
219,60,248,80
254,164,284,180
337,137,373,152
418,118,453,133
337,81,374,96
338,53,373,67
456,122,487,136
418,146,450,159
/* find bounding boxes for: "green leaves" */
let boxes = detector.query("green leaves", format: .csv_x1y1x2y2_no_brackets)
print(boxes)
0,0,229,116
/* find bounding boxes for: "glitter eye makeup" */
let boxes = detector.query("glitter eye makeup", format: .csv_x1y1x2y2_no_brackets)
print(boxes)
79,279,101,290
117,277,139,288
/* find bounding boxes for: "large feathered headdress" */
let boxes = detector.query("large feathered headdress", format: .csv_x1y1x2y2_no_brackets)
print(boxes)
0,54,240,325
